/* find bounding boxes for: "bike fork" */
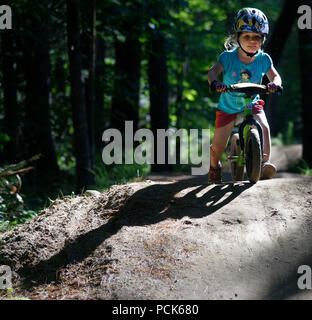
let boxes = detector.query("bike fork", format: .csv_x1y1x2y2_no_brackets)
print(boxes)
238,116,264,157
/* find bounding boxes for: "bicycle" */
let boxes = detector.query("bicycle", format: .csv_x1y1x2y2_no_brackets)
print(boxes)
223,83,282,183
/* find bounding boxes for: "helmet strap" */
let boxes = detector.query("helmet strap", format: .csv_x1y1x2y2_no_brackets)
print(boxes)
237,40,259,57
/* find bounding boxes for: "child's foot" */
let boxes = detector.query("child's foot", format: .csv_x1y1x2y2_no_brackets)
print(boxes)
261,161,276,180
208,163,222,184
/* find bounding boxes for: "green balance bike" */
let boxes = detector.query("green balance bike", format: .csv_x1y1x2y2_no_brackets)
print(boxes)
225,83,282,184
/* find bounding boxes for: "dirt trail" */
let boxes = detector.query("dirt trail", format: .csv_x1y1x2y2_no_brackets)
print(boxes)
1,144,312,300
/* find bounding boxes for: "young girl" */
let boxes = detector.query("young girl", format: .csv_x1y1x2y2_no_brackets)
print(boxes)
207,7,282,183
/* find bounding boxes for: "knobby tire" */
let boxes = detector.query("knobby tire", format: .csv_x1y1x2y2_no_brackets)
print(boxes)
245,128,262,183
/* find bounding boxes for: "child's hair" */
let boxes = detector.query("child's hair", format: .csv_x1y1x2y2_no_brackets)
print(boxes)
224,33,239,51
223,32,266,51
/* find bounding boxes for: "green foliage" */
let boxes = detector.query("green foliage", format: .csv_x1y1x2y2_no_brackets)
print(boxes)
286,158,312,176
271,121,297,146
0,157,40,233
284,121,295,145
290,159,312,176
271,134,284,147
0,132,10,152
91,159,151,190
5,288,29,300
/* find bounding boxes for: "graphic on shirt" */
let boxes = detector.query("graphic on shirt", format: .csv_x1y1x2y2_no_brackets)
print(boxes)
238,69,252,83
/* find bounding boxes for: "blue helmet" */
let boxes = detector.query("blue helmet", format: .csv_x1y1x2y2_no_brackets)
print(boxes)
233,8,269,36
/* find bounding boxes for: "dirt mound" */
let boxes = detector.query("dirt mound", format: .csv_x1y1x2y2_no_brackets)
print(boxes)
0,184,143,298
0,144,311,300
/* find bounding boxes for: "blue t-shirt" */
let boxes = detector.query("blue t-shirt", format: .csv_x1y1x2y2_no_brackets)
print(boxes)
217,48,273,114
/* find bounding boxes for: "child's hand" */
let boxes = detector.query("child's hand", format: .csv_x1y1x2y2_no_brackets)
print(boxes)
211,80,227,93
267,82,280,93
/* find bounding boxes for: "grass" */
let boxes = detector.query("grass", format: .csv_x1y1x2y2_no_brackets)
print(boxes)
297,160,312,176
288,158,312,176
90,162,151,191
4,289,30,300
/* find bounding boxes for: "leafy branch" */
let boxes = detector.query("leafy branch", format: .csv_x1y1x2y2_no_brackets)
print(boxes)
0,155,41,231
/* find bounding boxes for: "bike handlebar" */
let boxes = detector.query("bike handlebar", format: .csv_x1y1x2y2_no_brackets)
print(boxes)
211,82,283,95
227,83,283,95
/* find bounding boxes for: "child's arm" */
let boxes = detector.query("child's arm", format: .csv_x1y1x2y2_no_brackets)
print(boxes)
266,66,282,93
208,62,223,84
208,62,226,93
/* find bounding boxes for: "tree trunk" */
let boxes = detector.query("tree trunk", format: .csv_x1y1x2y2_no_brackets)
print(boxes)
54,57,66,95
23,20,59,181
94,36,106,149
175,30,187,166
263,0,299,135
84,0,96,178
110,21,141,133
1,31,20,162
53,56,69,136
298,0,312,167
66,0,94,191
148,30,171,172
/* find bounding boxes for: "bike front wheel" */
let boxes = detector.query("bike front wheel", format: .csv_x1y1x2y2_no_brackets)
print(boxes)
245,128,262,183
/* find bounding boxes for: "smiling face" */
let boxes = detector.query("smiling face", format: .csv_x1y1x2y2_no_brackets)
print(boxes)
238,32,263,54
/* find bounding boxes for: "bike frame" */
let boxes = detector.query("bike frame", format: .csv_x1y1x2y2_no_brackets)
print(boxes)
230,94,264,166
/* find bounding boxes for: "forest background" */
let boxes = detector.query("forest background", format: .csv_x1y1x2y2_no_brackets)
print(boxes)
0,0,311,230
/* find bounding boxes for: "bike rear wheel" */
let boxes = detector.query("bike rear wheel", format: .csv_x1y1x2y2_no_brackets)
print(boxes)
229,133,244,181
245,128,262,183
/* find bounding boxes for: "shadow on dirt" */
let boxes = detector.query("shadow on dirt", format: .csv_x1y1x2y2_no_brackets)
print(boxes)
263,225,312,300
265,260,312,300
18,174,253,287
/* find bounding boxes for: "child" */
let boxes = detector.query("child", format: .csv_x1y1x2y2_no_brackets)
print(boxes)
207,7,282,183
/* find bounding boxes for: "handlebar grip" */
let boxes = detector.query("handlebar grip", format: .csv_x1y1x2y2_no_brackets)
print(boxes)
210,80,217,92
276,86,283,94
210,80,228,93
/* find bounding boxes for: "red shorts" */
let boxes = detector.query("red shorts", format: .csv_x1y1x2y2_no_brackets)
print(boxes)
215,100,265,129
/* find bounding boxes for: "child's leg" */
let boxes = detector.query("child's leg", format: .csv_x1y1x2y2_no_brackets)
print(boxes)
210,120,235,168
253,110,276,179
253,111,271,161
